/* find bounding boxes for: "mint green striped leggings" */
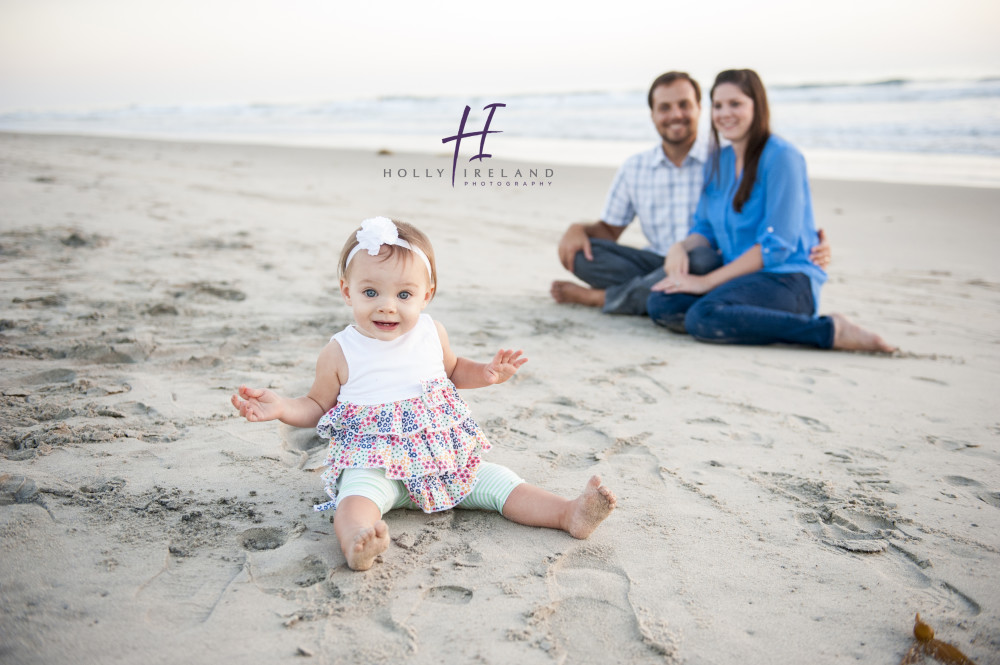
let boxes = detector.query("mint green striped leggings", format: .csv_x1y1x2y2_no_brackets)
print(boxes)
336,462,524,516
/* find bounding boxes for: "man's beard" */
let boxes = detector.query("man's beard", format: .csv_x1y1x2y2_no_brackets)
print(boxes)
659,121,692,145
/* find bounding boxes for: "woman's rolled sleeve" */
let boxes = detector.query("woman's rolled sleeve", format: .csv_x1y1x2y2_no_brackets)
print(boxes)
758,226,795,267
757,146,808,268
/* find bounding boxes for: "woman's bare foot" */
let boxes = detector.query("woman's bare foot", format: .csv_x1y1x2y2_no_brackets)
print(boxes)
551,281,606,308
831,313,896,353
345,520,390,571
565,475,617,539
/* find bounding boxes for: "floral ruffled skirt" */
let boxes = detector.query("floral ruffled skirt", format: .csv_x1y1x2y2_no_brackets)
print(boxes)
313,377,490,513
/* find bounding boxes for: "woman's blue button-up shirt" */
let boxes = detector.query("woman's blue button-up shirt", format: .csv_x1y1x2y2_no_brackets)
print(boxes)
690,134,827,314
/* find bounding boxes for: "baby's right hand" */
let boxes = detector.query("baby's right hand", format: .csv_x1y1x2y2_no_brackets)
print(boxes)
231,385,282,422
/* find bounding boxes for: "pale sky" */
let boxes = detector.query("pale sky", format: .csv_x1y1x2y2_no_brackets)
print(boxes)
1,0,998,111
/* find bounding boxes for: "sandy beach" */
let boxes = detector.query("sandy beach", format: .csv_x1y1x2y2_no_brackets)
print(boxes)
2,131,999,664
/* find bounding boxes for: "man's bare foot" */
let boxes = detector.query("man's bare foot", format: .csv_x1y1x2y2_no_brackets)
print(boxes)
551,281,606,308
345,520,390,571
831,313,896,353
565,475,617,539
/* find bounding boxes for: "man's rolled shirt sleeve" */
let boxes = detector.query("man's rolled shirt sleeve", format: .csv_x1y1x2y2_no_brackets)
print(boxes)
600,164,636,228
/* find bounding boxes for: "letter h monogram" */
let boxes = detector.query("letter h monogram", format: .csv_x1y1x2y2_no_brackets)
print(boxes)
441,103,505,187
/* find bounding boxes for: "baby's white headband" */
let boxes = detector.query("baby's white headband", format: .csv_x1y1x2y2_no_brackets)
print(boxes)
345,217,433,283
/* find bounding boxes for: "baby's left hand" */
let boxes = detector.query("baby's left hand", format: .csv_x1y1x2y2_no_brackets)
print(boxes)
484,349,528,385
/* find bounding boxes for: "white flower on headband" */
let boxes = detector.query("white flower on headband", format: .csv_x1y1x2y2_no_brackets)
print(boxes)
344,215,434,283
356,216,398,256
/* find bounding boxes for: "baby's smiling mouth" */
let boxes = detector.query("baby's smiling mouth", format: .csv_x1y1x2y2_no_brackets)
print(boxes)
374,321,399,330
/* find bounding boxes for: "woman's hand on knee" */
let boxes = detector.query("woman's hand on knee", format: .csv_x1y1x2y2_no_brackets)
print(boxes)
651,273,711,295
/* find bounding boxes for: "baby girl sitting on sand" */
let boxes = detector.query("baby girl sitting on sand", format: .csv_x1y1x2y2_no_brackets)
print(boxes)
231,217,616,570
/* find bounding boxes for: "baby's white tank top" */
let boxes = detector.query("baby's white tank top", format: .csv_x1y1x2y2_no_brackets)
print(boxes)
333,313,447,405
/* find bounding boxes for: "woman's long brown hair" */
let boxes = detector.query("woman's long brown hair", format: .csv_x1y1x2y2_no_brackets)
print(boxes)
709,69,771,213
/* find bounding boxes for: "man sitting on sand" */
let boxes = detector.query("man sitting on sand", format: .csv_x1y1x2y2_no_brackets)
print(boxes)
550,71,828,314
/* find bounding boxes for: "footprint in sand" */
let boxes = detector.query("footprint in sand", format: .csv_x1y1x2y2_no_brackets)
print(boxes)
529,544,677,663
589,363,671,404
781,481,984,618
134,550,245,627
280,423,327,470
925,435,980,452
940,476,1000,510
944,476,982,487
245,539,333,594
797,514,984,616
592,432,665,483
173,281,246,303
238,526,287,551
756,471,900,555
237,522,343,600
977,491,1000,509
798,504,896,554
20,368,77,386
0,474,43,507
424,585,473,604
280,423,325,454
791,414,833,432
540,426,616,471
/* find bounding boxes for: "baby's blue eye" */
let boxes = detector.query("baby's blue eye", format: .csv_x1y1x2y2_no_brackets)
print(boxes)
398,291,411,300
363,288,377,298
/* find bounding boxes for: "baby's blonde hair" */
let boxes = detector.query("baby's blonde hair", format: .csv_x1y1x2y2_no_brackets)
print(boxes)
338,218,437,295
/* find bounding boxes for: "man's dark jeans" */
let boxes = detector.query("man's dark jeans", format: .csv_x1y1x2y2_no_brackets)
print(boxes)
572,239,722,316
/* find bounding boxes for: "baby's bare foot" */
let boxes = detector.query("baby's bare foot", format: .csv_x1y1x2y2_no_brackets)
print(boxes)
566,475,616,539
346,520,390,571
831,313,896,353
551,281,606,308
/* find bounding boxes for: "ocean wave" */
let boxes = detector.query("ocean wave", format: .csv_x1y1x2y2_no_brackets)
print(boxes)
2,77,997,157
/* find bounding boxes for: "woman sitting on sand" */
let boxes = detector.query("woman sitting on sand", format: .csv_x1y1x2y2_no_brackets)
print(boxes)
646,69,894,353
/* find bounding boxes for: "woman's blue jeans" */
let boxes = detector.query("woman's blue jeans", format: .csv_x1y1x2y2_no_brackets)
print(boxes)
647,271,835,348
